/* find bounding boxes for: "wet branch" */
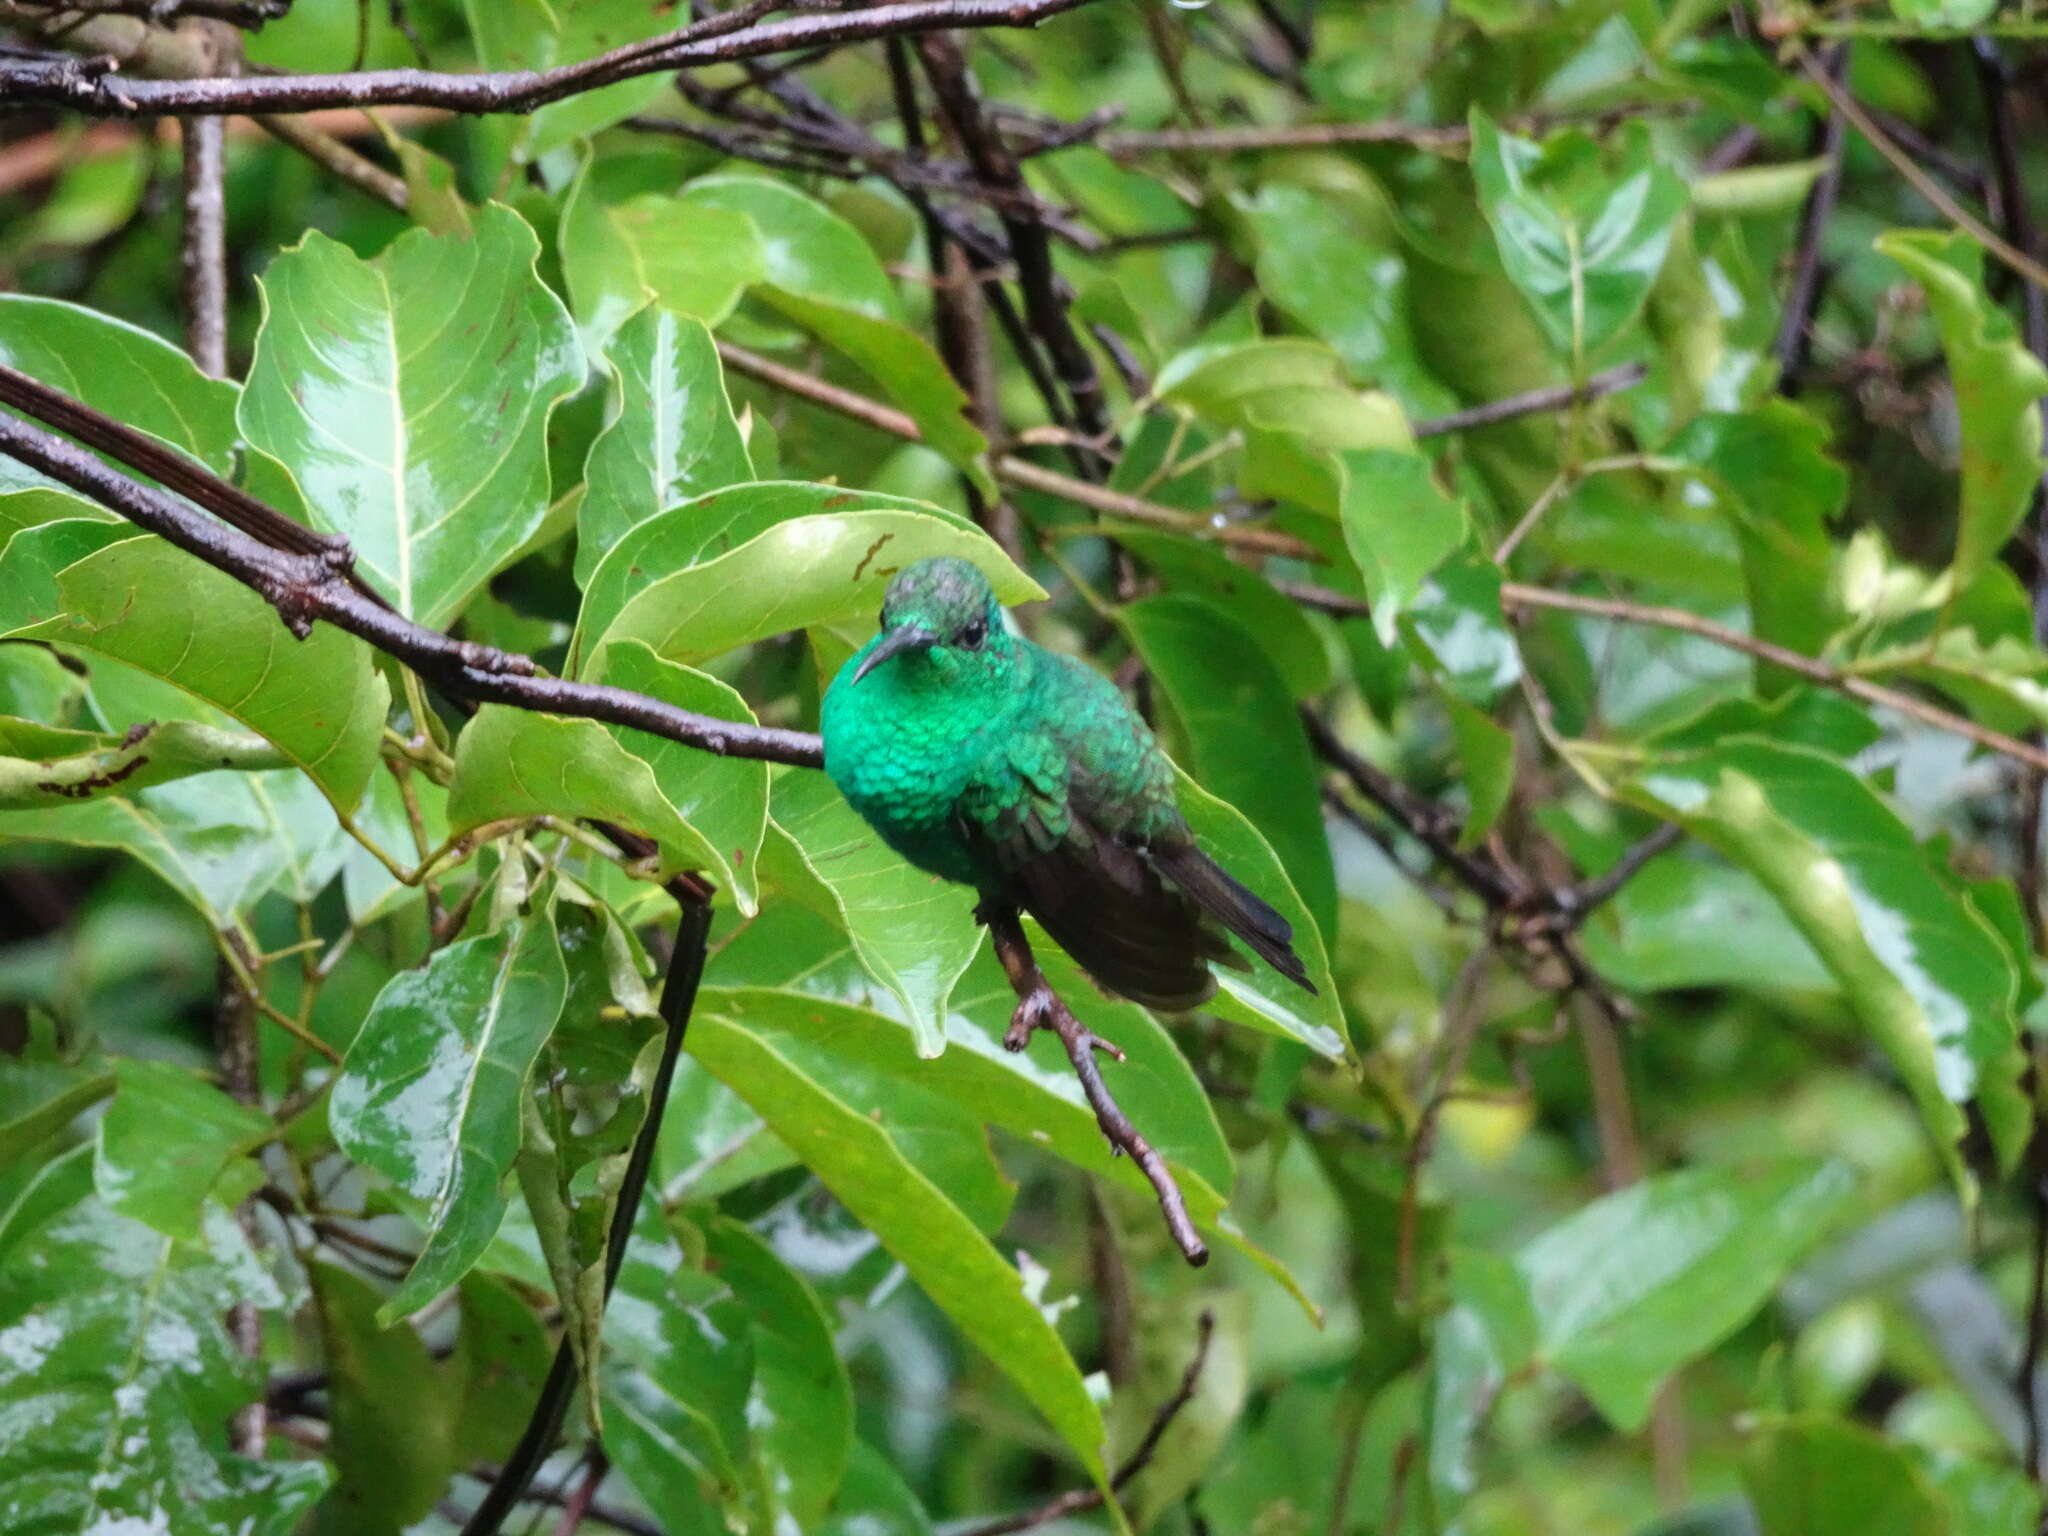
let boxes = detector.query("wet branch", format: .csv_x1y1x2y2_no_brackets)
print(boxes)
981,902,1208,1266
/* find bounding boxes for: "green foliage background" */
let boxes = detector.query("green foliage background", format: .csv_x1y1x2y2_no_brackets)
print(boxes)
3,0,2048,1532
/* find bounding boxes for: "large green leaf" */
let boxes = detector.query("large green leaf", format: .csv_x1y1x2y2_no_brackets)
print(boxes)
3,535,389,808
681,175,992,485
1468,112,1687,362
1742,1416,1947,1536
1112,527,1332,698
1517,1160,1855,1430
1121,594,1337,937
331,906,570,1321
763,770,985,1057
463,0,675,159
576,306,753,585
581,508,1040,676
1876,230,2048,595
310,1260,454,1536
1620,737,2030,1180
1174,770,1349,1058
1339,448,1469,640
240,204,582,627
684,1011,1115,1495
573,483,970,669
560,165,765,349
1665,404,1848,688
0,1147,331,1536
0,295,240,495
93,1058,269,1242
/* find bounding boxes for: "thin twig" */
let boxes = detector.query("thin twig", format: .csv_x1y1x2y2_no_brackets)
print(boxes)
1774,44,1847,393
2,0,286,21
178,112,228,378
1562,824,1682,919
217,950,266,1459
1412,363,1646,440
959,1311,1217,1536
981,903,1207,1266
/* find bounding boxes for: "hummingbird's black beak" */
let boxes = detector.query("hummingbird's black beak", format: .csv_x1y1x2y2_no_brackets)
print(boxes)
852,624,937,683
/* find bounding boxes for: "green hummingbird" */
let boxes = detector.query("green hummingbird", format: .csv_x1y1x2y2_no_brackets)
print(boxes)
822,556,1313,1011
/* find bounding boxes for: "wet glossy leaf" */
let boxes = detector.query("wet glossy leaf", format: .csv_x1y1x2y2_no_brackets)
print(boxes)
684,1010,1114,1492
1122,594,1337,935
1620,738,2030,1180
1339,447,1469,641
1112,526,1332,698
576,306,753,584
1469,113,1687,360
1742,1416,1946,1536
310,1260,453,1536
0,1147,330,1536
0,296,240,496
681,176,991,485
241,204,583,626
1404,550,1523,705
93,1057,268,1241
583,507,1038,676
1876,231,2048,596
331,906,570,1320
1519,1160,1855,1430
464,0,675,158
4,536,390,807
560,173,765,349
764,770,984,1057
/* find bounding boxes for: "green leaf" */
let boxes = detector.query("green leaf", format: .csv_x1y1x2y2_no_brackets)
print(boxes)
447,1275,552,1467
0,718,287,810
1174,769,1349,1059
1468,112,1687,362
241,204,583,627
0,295,240,496
0,1071,113,1169
93,1058,268,1241
463,0,676,159
1876,230,2048,595
1445,694,1514,848
1121,594,1337,936
573,483,973,668
310,1260,454,1536
685,1010,1115,1494
560,168,766,350
583,507,1040,676
1619,737,2031,1181
1339,448,1469,641
4,536,390,808
576,306,753,585
681,175,992,485
822,1440,938,1536
1402,550,1523,706
331,905,570,1320
1111,526,1332,698
0,1147,331,1536
1518,1160,1855,1430
1665,404,1848,689
764,770,985,1056
1742,1416,1947,1536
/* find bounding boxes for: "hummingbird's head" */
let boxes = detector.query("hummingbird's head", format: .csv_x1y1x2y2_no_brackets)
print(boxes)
852,556,1013,686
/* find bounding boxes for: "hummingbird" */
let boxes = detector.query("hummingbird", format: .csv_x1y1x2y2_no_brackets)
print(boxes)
821,556,1314,1012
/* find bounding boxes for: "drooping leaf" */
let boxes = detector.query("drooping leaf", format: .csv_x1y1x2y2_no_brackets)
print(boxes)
240,204,583,627
93,1057,269,1241
3,535,389,808
576,306,753,584
0,1148,331,1536
1620,737,2030,1181
310,1260,454,1536
1468,112,1688,362
1112,527,1332,698
1339,448,1469,641
331,905,570,1320
684,1010,1114,1493
1742,1416,1947,1536
1402,549,1523,706
560,168,766,349
1876,230,2048,595
1121,594,1337,936
1518,1160,1855,1430
447,1275,553,1468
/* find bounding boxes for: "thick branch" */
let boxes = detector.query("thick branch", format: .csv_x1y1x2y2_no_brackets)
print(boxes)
981,903,1207,1266
0,0,1106,116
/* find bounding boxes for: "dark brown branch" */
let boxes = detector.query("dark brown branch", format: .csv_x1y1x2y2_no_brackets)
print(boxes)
0,0,1107,115
1561,824,1682,920
2,0,287,23
1412,363,1646,439
1773,44,1848,393
960,1310,1216,1536
178,111,228,378
460,877,714,1536
981,902,1207,1267
0,403,825,768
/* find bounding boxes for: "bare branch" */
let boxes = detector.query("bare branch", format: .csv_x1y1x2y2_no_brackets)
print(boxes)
178,112,228,377
1412,363,1646,440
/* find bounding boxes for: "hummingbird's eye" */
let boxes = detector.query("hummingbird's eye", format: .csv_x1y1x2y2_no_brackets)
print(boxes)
959,619,987,648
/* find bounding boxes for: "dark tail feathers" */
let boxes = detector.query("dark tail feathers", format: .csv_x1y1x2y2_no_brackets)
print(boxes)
1150,842,1317,996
